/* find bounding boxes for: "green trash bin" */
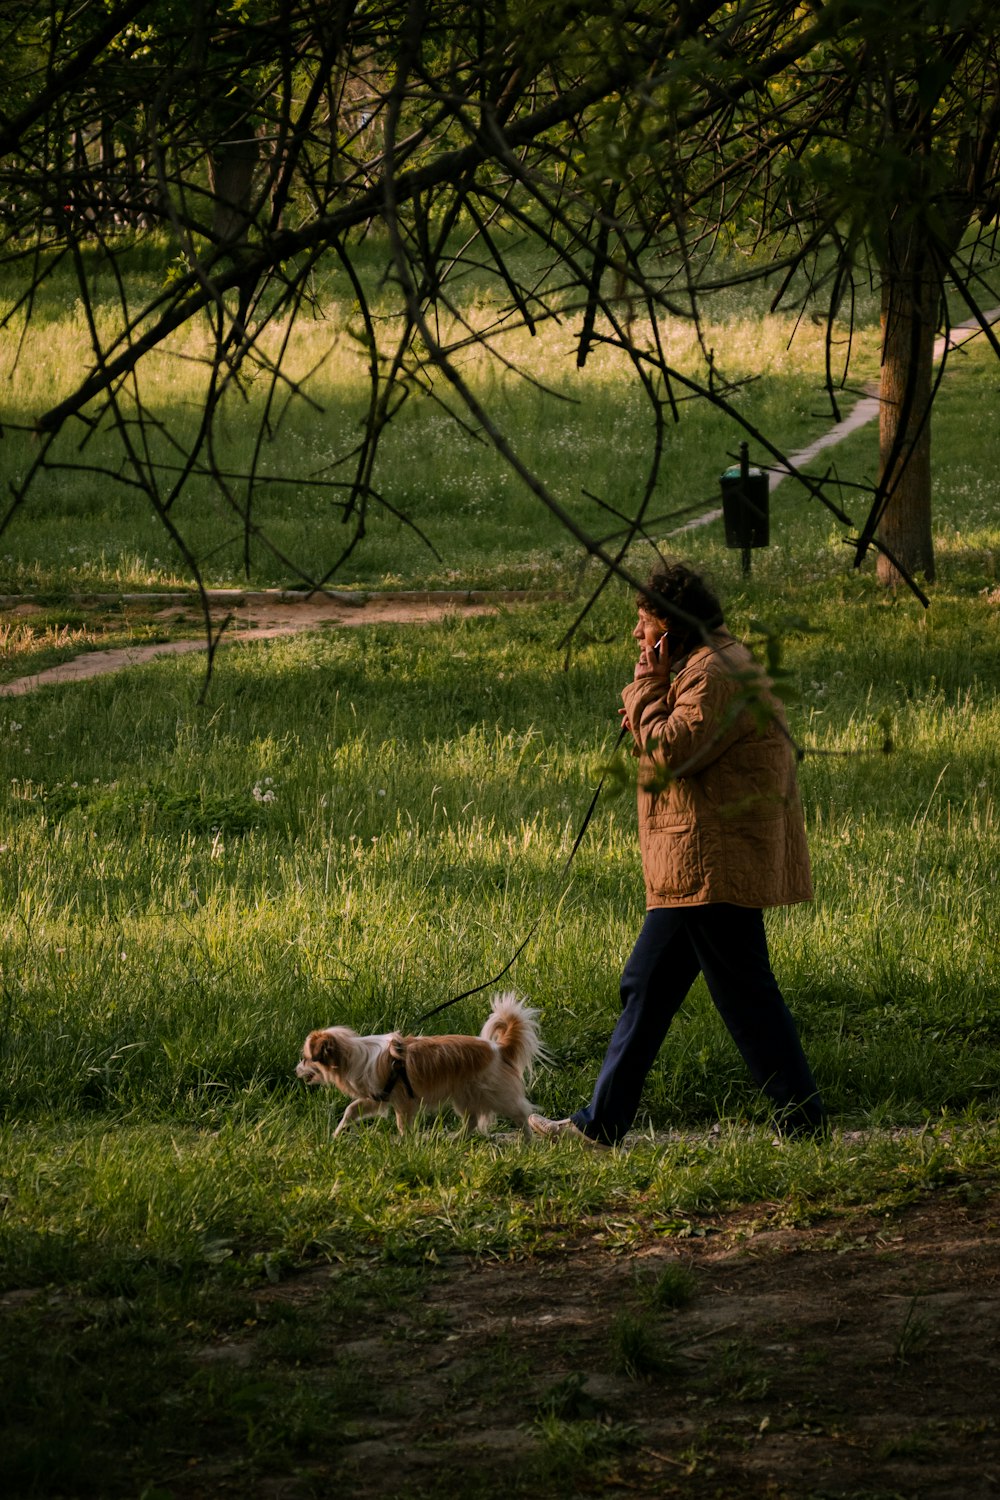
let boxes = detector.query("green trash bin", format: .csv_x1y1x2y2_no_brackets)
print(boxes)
719,464,770,550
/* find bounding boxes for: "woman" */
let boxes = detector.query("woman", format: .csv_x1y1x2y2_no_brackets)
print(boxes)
530,562,825,1146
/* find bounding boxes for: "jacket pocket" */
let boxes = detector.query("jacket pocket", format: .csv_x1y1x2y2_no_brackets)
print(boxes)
642,818,704,899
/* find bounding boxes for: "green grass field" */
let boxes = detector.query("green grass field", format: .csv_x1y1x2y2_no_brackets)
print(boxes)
1,247,999,1495
1,237,888,597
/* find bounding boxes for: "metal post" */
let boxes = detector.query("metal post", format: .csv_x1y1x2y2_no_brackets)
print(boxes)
739,441,752,576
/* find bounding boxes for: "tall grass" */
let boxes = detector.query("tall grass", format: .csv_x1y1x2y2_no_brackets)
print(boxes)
4,590,995,1118
0,240,884,594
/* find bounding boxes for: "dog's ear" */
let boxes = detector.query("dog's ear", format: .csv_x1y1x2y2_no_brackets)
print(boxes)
309,1031,342,1068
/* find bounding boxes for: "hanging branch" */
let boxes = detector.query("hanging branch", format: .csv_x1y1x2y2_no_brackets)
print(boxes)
1,0,999,654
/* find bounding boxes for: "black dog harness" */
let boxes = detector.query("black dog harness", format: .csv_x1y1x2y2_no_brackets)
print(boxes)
374,1050,415,1102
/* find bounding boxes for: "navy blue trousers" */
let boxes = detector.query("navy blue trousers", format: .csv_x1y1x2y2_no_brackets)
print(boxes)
572,905,825,1145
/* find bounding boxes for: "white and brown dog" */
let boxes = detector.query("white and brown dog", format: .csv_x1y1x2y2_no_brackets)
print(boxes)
296,992,544,1139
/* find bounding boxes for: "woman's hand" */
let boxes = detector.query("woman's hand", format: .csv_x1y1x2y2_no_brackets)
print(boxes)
633,639,670,680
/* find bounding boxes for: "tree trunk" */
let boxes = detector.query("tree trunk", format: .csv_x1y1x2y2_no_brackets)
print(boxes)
876,230,938,586
207,130,259,247
204,74,261,249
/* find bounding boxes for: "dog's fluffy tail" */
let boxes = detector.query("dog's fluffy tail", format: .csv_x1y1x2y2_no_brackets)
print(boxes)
480,992,545,1078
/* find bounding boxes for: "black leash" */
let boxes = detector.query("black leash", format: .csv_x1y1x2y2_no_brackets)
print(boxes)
415,723,629,1024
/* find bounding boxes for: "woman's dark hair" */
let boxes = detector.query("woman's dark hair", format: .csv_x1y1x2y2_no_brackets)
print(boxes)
638,563,725,634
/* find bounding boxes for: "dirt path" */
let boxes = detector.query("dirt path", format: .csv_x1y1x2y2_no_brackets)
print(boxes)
0,590,551,697
159,1180,999,1498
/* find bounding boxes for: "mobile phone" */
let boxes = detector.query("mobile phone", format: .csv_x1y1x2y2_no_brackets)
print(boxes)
652,632,668,661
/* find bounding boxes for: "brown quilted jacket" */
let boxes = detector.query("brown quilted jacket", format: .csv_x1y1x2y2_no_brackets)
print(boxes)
619,629,813,909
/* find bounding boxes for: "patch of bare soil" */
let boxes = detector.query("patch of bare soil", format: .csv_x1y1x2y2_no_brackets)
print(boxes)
0,589,553,696
177,1183,998,1500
